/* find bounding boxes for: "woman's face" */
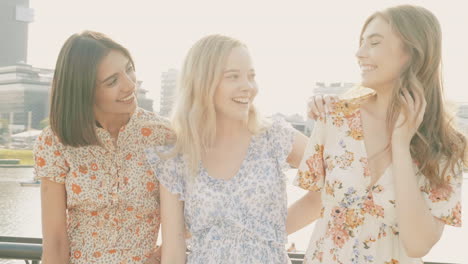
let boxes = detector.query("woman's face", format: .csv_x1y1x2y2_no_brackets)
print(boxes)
214,46,258,123
356,16,410,92
94,49,137,119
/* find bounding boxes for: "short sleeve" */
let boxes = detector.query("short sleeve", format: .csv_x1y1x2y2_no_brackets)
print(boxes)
293,117,326,192
268,116,297,169
33,127,69,184
419,161,463,227
139,115,176,147
145,145,186,201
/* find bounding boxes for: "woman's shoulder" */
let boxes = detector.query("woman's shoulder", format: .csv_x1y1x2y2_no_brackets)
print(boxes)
134,107,170,124
38,126,54,138
145,144,186,172
134,108,175,143
34,126,65,150
329,87,375,118
265,115,289,131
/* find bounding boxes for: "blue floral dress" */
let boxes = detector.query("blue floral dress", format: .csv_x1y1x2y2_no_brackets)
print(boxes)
146,118,295,264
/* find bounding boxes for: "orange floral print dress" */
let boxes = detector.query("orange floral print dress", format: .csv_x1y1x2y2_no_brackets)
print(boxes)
33,108,173,264
294,93,462,264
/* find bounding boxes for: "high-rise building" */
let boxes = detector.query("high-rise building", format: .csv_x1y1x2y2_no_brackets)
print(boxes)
0,0,34,67
0,0,47,130
0,63,52,130
0,0,153,131
135,81,154,112
456,103,468,136
160,69,178,117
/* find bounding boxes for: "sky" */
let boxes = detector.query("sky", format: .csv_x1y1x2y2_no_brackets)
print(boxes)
27,0,468,116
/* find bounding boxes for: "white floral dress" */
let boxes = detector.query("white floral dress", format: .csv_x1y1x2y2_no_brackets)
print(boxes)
294,94,462,264
146,118,296,264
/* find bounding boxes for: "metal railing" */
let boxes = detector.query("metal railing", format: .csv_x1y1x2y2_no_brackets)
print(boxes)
0,236,42,264
0,236,459,264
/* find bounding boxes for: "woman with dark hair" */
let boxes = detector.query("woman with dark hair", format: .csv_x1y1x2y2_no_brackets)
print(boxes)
33,31,171,264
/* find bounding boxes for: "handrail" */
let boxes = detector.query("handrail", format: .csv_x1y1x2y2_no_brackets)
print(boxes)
0,236,42,264
0,236,459,264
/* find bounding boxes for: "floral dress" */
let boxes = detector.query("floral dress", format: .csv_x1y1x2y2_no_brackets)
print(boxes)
33,108,172,264
145,118,295,264
294,94,463,264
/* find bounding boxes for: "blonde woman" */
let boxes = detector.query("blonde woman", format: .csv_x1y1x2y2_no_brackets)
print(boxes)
145,35,308,263
288,5,466,264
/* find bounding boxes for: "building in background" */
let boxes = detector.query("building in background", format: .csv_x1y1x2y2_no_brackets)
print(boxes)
160,69,178,117
0,63,153,131
135,81,153,112
268,82,356,136
313,82,355,95
0,63,52,130
0,0,33,67
270,112,313,136
0,0,152,134
456,102,468,136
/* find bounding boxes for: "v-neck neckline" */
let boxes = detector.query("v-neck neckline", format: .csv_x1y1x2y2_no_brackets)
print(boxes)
357,108,392,190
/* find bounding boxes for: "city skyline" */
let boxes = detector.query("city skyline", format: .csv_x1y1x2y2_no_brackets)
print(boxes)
25,0,468,116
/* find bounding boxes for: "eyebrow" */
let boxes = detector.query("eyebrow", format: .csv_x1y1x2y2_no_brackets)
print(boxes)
223,69,255,74
101,73,118,84
223,69,240,74
360,33,384,42
100,61,132,83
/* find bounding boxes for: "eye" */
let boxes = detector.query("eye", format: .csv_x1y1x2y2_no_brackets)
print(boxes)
107,78,118,87
371,42,380,46
126,65,134,73
227,74,239,80
249,73,256,80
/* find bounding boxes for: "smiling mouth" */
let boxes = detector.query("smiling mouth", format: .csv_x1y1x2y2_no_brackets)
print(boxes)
360,65,378,72
232,97,250,104
117,93,135,103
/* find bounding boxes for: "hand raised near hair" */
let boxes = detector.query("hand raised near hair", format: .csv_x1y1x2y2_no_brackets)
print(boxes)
392,89,427,146
307,94,338,120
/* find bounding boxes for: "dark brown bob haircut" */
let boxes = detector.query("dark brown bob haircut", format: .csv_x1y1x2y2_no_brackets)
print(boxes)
49,30,135,147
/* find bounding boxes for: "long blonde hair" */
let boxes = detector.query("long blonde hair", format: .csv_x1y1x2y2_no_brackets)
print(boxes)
361,5,467,185
171,34,264,177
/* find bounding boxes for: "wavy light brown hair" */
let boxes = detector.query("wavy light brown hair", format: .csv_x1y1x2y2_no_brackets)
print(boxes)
50,31,134,147
361,5,466,185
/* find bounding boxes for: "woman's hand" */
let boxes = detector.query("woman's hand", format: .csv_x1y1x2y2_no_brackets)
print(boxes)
392,89,426,146
307,94,338,120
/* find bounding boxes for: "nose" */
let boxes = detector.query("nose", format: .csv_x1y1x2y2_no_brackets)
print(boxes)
355,43,368,60
122,71,136,92
240,77,255,92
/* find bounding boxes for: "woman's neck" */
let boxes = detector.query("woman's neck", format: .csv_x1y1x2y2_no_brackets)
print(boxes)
214,115,250,147
94,111,132,138
363,84,394,120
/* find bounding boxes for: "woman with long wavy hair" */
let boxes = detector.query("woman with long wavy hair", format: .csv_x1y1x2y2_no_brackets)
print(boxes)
145,34,308,263
288,5,466,263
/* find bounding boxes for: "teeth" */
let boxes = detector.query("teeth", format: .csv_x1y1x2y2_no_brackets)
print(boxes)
233,98,249,104
361,65,377,72
119,94,134,102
